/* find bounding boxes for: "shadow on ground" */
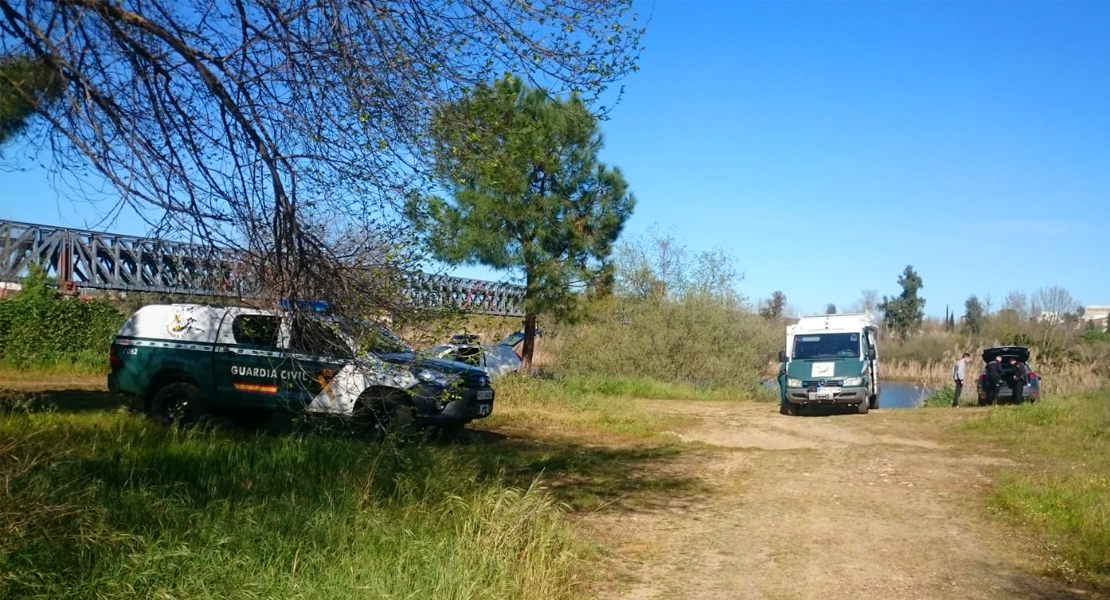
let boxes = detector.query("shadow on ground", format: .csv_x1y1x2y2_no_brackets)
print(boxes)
462,434,703,512
0,388,134,413
996,560,1108,600
1,387,706,515
795,405,865,418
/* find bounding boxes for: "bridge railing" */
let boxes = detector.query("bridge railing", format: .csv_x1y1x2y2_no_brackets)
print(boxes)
0,220,525,316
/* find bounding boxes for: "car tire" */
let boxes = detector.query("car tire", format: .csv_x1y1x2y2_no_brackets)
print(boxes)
857,400,869,414
781,402,798,417
149,381,204,426
869,394,879,410
432,423,466,444
354,390,416,439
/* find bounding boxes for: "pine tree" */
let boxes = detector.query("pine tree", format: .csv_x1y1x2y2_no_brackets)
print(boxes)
409,75,635,371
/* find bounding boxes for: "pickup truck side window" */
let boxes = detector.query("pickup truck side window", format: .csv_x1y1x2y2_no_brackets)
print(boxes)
232,315,281,348
290,318,351,358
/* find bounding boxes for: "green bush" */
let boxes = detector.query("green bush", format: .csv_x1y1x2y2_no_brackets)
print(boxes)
923,385,956,407
554,295,779,394
883,332,967,364
0,267,125,371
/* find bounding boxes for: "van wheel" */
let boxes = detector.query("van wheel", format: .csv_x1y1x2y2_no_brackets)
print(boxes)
869,394,879,410
354,391,416,439
781,402,799,416
857,400,869,414
150,382,204,426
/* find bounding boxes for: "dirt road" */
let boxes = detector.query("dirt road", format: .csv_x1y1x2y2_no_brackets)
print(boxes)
587,401,1099,600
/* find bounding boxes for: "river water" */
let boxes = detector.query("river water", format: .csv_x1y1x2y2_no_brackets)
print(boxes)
877,381,936,409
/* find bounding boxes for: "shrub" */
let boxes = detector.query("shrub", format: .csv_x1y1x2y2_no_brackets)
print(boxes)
0,267,125,371
923,385,956,408
553,295,779,394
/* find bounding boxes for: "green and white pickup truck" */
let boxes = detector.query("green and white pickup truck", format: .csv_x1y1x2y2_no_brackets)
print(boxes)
108,303,495,430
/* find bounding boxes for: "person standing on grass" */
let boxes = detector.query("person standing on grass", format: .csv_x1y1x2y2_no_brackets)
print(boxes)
1009,357,1028,405
952,352,970,408
985,354,1003,405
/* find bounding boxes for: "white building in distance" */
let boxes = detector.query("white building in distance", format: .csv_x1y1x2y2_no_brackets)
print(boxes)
1085,305,1110,327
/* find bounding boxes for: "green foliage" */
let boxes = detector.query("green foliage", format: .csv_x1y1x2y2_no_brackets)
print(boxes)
614,225,743,303
547,373,756,402
883,332,964,364
958,392,1110,589
0,54,64,144
0,409,584,599
963,294,985,335
759,290,787,320
0,266,125,370
922,385,956,408
554,296,780,395
825,303,836,315
410,75,635,366
553,225,775,395
879,266,925,339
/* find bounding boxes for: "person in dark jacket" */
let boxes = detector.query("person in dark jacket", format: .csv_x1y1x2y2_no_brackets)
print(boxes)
984,355,1003,405
1009,357,1028,405
952,352,970,408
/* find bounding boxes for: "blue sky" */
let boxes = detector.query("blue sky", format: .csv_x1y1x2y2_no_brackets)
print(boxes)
2,1,1108,316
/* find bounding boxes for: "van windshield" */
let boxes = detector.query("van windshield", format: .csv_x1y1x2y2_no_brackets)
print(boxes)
792,333,860,360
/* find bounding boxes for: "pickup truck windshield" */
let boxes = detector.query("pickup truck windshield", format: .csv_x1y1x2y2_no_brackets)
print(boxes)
337,320,411,355
792,333,860,360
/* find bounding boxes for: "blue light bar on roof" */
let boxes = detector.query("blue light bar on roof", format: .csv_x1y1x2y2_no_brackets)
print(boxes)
279,299,330,313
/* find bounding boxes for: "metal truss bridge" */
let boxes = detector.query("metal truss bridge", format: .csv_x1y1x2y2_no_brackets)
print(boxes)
0,220,526,317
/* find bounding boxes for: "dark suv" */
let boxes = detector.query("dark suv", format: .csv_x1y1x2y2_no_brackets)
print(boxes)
976,346,1040,405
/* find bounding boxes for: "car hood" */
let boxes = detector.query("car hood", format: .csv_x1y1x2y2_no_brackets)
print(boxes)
497,329,543,347
982,346,1030,363
376,352,488,379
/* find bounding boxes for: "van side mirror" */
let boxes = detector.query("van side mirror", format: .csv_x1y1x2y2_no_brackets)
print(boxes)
868,348,877,360
778,350,787,363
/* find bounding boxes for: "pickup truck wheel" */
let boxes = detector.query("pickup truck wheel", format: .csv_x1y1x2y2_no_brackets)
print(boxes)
150,382,204,426
432,423,466,444
857,400,869,414
354,391,416,439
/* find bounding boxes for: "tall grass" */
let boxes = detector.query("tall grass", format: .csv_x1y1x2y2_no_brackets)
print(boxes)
958,392,1110,590
488,374,690,440
0,407,586,600
551,296,780,395
882,354,1106,395
878,330,1110,394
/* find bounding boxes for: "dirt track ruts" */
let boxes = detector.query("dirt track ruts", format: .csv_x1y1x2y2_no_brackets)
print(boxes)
586,401,1101,600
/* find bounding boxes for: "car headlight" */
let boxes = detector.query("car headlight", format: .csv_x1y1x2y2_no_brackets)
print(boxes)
842,376,864,387
786,378,803,387
415,369,458,387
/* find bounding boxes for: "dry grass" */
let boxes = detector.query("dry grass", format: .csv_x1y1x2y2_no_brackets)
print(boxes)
0,368,104,392
881,356,1106,395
